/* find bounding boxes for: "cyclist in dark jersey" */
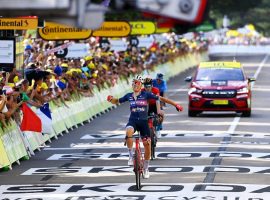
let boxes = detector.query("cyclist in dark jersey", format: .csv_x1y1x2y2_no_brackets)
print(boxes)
107,75,183,179
142,77,163,138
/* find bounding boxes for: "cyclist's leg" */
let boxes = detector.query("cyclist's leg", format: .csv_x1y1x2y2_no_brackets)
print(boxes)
149,104,162,138
138,120,151,178
126,121,136,165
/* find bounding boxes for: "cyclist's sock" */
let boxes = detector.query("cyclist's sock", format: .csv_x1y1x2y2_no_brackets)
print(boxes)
144,160,150,170
128,148,133,159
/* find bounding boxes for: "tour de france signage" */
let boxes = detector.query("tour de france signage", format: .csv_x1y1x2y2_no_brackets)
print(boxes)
39,21,131,40
38,22,92,41
0,17,38,30
130,21,156,35
92,21,131,37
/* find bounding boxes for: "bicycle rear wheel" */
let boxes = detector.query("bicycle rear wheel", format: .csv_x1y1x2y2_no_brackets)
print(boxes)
134,151,141,190
150,128,156,160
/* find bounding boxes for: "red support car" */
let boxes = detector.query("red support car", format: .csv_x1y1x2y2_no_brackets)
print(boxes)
185,61,256,117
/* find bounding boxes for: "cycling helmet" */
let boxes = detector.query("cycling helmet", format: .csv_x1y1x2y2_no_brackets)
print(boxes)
156,73,164,80
144,77,153,87
133,75,144,83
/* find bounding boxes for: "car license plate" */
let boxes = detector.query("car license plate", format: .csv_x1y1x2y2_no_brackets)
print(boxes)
213,100,228,105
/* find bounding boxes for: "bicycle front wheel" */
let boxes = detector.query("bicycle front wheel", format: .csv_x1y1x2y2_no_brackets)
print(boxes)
134,151,141,190
150,128,156,160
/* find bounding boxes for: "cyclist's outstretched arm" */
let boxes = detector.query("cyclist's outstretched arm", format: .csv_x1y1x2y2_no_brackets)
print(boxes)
107,95,119,104
159,96,183,111
107,93,130,105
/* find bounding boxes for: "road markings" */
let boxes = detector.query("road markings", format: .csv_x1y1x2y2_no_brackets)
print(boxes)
46,151,270,161
21,165,270,176
0,183,268,199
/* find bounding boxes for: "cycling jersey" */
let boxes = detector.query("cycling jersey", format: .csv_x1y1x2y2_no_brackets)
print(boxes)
119,91,159,120
153,79,167,94
141,87,160,106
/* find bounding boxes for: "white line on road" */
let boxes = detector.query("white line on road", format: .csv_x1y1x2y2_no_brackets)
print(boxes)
226,54,269,135
253,54,269,80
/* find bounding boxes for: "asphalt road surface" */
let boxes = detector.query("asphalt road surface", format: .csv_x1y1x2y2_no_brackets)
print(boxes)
1,54,270,200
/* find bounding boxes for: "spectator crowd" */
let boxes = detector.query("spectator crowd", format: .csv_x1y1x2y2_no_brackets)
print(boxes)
0,33,208,129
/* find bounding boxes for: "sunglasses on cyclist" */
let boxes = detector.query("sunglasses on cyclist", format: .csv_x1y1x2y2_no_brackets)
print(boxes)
144,84,152,88
132,80,142,86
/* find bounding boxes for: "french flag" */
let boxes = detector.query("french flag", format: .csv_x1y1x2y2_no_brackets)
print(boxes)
20,103,53,134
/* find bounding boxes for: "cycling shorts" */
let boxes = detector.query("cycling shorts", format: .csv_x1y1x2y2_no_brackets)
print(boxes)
126,119,150,139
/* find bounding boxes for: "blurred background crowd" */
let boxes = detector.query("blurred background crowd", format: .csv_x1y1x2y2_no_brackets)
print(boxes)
0,33,208,128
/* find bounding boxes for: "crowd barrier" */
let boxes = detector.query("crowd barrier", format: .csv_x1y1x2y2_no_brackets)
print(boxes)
208,45,270,56
0,51,209,171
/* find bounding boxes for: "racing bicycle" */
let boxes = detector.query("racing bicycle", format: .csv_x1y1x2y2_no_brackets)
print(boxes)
124,132,144,190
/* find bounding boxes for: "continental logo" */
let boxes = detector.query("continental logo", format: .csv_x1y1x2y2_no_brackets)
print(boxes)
0,18,38,30
38,22,92,41
96,25,128,32
92,21,131,37
41,26,89,35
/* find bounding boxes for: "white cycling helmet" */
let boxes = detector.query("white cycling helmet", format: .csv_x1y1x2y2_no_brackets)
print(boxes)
133,75,144,83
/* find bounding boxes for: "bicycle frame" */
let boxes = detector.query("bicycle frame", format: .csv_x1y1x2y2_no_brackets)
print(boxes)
133,132,144,190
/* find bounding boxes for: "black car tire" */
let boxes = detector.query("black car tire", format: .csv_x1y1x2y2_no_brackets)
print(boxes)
242,110,251,117
188,109,199,117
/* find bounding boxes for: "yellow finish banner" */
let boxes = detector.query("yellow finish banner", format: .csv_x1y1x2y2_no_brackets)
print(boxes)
130,21,156,35
92,21,131,37
0,18,38,30
38,22,92,41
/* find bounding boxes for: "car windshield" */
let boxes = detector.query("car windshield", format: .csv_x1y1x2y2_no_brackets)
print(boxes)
195,68,245,81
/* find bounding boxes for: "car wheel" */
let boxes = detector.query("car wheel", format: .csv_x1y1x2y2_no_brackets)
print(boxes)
188,109,199,117
242,110,251,117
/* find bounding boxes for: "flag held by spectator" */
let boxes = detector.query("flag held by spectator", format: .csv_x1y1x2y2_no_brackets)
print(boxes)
36,103,53,134
20,103,42,132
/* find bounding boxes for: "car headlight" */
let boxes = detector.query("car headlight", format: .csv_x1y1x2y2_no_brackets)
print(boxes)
237,87,249,94
188,87,203,95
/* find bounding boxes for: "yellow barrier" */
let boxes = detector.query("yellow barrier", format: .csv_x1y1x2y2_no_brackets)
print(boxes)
0,51,209,171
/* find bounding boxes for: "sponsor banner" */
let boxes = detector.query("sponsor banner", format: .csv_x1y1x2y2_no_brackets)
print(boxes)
45,42,73,55
137,36,154,48
92,21,131,37
130,21,156,35
65,43,90,58
46,152,270,161
38,22,92,40
154,34,169,45
0,183,268,199
22,165,270,176
0,18,38,30
155,27,170,33
0,39,15,64
109,39,128,52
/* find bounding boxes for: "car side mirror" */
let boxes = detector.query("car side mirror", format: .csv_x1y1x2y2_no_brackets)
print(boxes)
185,76,192,82
248,77,256,82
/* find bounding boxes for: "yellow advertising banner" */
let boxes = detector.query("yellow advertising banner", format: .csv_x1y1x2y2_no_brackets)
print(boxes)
0,18,38,30
130,21,156,35
38,22,92,40
92,21,131,37
155,27,171,34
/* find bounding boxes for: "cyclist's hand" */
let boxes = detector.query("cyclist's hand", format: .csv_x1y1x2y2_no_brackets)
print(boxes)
175,104,183,112
107,95,113,102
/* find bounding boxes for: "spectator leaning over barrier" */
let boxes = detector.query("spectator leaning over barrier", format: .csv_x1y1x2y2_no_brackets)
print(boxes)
18,79,42,108
0,92,8,128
